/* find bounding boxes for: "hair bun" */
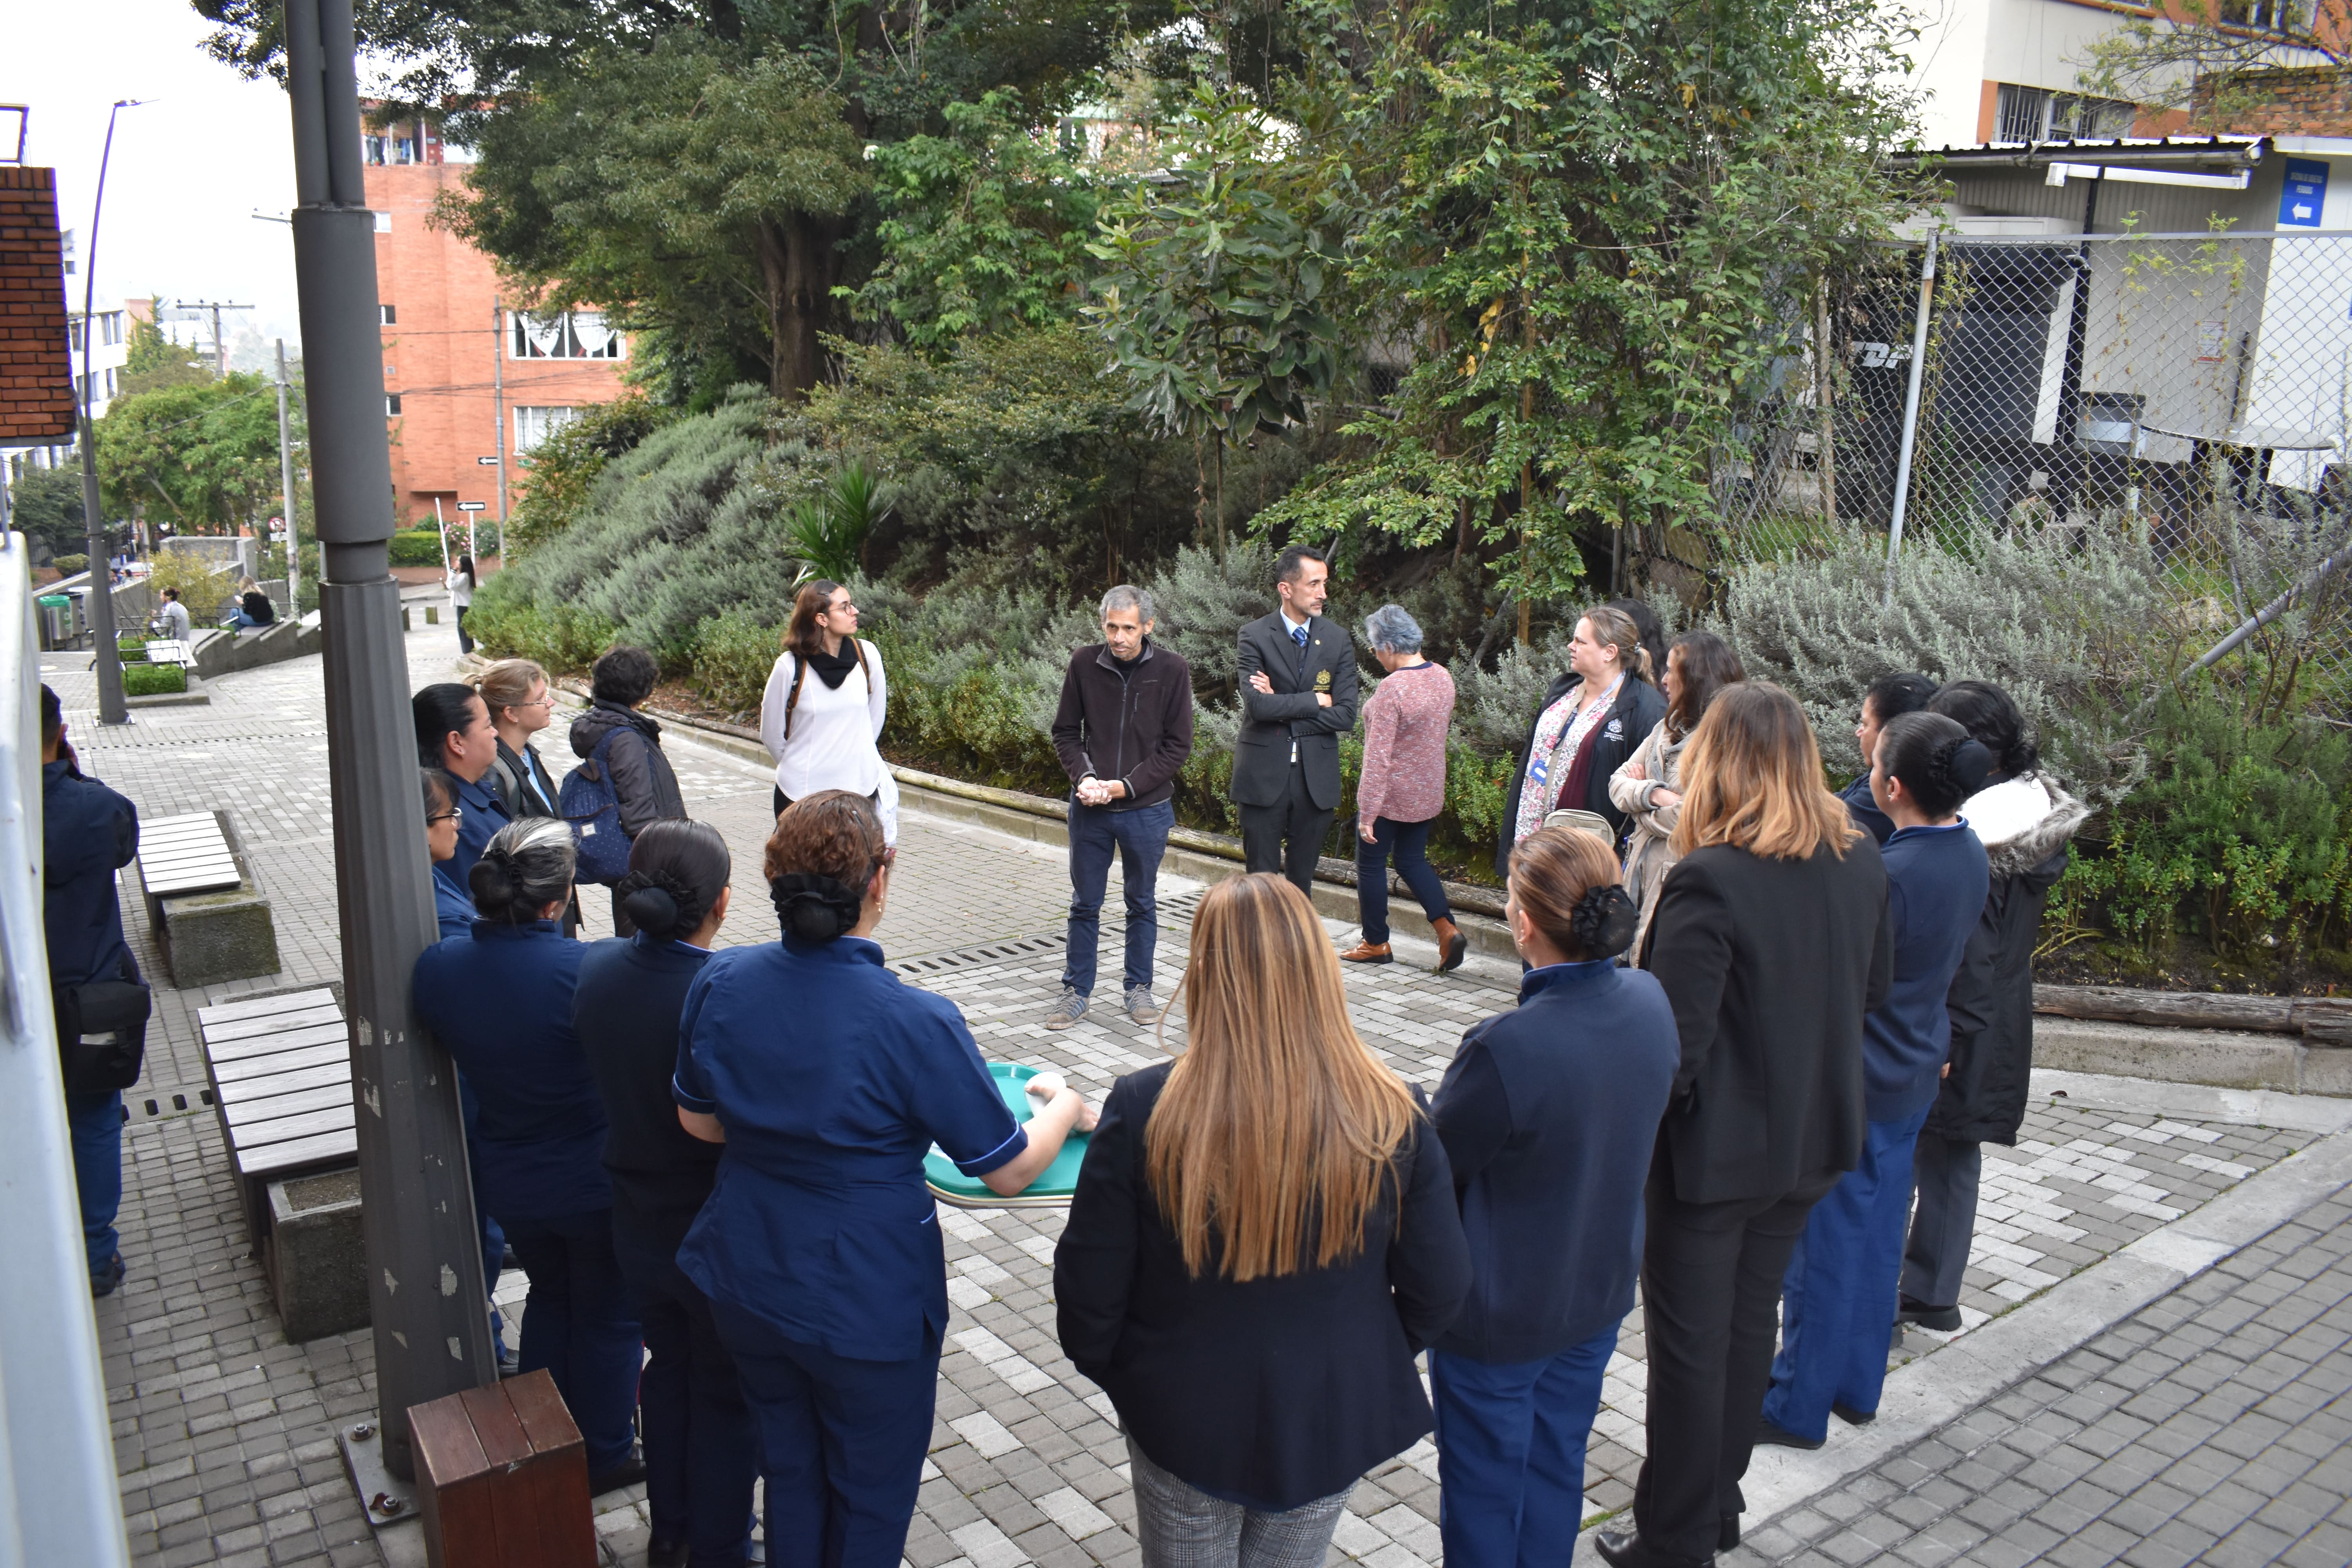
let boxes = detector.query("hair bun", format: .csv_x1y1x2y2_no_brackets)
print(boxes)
622,884,680,935
1569,885,1639,961
770,873,863,943
1945,737,1995,798
468,852,520,914
616,867,701,939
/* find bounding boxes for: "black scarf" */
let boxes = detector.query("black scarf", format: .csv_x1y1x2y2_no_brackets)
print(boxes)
805,640,860,690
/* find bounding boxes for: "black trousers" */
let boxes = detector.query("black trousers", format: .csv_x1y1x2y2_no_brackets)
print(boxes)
1239,758,1332,900
1633,1170,1837,1564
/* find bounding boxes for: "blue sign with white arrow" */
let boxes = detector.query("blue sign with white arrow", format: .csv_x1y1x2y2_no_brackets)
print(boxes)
2279,159,2328,229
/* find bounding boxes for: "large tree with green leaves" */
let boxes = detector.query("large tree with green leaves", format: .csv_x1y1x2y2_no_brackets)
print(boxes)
1244,0,1926,620
95,374,287,532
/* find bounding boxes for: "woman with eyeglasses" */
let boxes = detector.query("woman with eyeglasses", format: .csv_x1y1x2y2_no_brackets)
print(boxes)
674,791,1090,1568
421,769,473,940
480,658,564,820
758,580,898,843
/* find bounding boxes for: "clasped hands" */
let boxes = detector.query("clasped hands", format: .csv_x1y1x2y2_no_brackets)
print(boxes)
1075,777,1125,807
1249,669,1331,706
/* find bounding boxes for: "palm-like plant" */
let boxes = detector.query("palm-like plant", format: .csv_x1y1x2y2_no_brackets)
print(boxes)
786,463,893,585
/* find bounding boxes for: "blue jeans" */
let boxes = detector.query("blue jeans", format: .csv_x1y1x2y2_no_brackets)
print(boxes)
66,1090,124,1274
710,1297,940,1568
1356,815,1450,946
500,1209,644,1473
1062,798,1173,997
1432,1323,1619,1568
1762,1105,1931,1442
614,1206,759,1567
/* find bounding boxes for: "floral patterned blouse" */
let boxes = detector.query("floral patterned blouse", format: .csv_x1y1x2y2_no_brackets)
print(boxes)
1512,675,1621,845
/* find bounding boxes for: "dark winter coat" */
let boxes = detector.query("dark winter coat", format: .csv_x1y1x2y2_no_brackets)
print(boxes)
1927,774,2089,1146
1050,639,1196,811
488,736,561,820
1494,671,1668,875
570,701,686,838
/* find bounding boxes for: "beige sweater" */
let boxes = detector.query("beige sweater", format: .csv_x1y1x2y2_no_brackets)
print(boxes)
1607,721,1689,964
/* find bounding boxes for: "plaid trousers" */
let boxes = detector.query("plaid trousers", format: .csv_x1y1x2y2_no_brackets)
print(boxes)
1125,1436,1352,1568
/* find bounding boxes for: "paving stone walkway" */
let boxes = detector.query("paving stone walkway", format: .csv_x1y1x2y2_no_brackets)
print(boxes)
36,603,2352,1568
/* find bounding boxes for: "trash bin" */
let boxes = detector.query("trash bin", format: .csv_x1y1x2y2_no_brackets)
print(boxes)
36,593,76,649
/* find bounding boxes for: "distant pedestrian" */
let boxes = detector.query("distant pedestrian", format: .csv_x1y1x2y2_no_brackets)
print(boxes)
1837,673,1938,844
1601,682,1891,1568
1056,874,1469,1568
414,819,646,1496
1428,828,1676,1568
40,684,149,1299
1900,681,2088,1333
1610,630,1745,962
156,586,191,643
674,792,1094,1568
448,554,477,654
1497,605,1664,874
1046,585,1194,1031
1339,604,1463,972
758,579,897,840
225,575,272,629
1760,713,1989,1448
1234,546,1359,897
413,682,514,917
575,821,758,1568
570,644,687,935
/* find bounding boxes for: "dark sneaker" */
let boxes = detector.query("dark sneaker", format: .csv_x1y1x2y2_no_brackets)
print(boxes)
90,1253,125,1298
1833,1401,1877,1427
1045,988,1090,1030
1755,1415,1824,1450
1125,986,1163,1025
1899,1294,1962,1332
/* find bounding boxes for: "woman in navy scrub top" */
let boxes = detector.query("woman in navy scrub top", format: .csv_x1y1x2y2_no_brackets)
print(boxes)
414,818,645,1491
673,791,1095,1568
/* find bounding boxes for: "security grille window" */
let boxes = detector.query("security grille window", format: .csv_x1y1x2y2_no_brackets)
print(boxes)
1994,85,2135,143
509,310,624,359
514,405,581,454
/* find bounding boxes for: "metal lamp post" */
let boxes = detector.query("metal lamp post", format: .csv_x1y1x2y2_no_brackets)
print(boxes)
283,0,495,1486
77,97,143,724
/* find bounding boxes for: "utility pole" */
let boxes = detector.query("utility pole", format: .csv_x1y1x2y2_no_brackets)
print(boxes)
274,339,300,608
284,0,494,1489
80,99,145,725
490,296,508,528
174,298,254,378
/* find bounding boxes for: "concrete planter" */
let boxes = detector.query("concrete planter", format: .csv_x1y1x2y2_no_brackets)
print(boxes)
266,1169,368,1341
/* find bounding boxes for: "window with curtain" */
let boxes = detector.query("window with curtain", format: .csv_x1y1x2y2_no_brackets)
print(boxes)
508,310,625,359
514,406,581,453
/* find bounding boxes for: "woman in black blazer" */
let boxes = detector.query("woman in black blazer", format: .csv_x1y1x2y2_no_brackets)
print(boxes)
1601,684,1892,1568
1495,605,1668,874
1056,874,1470,1568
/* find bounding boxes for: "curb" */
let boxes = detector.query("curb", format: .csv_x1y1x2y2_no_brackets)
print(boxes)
1568,1073,2352,1560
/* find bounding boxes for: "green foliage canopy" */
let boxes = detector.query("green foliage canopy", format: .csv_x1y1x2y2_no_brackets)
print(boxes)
95,374,285,532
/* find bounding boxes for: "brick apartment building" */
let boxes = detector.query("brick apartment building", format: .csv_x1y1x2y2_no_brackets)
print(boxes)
363,114,627,535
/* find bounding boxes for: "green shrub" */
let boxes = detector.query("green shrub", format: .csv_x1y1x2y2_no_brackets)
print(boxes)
689,610,785,719
123,662,186,696
116,637,149,662
503,397,678,558
388,529,448,568
2048,685,2352,962
465,580,621,673
53,553,89,574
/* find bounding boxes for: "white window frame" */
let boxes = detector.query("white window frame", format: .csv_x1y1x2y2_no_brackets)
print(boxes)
513,405,581,454
508,310,625,360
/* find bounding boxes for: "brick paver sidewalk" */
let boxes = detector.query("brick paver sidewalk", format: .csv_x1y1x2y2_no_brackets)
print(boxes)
37,608,2352,1568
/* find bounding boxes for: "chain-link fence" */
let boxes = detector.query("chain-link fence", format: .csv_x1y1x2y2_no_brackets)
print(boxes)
1709,230,2352,720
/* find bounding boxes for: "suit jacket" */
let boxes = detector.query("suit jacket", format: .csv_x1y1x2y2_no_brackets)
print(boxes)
1232,611,1360,811
1639,837,1894,1206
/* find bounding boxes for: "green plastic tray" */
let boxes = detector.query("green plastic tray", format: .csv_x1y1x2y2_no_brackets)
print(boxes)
925,1062,1089,1209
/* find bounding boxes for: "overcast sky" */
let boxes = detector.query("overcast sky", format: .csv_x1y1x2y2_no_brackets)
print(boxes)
4,0,309,359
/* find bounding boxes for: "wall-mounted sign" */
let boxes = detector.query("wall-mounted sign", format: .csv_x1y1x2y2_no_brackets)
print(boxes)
455,501,486,512
2279,159,2328,229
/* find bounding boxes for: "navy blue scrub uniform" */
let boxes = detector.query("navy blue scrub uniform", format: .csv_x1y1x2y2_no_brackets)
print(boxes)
416,919,643,1477
674,931,1030,1568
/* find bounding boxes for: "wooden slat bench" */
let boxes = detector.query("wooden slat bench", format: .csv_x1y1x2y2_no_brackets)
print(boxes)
196,987,358,1238
138,811,243,898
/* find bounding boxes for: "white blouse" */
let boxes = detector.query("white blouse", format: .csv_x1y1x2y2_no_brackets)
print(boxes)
759,640,889,801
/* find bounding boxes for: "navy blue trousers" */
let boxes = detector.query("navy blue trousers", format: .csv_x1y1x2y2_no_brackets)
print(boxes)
613,1206,759,1568
1062,798,1173,997
1432,1323,1619,1568
66,1089,124,1274
709,1298,940,1568
1762,1107,1930,1443
501,1209,644,1473
1356,815,1451,946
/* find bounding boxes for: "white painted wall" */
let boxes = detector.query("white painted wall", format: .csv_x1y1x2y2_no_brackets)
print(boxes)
1900,0,1996,148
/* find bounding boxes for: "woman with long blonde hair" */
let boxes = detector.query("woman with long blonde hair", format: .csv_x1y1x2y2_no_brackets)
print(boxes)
1056,874,1470,1568
1599,682,1893,1568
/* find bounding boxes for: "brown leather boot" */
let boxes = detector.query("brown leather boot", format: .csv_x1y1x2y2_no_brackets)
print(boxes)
1339,940,1393,964
1430,916,1466,973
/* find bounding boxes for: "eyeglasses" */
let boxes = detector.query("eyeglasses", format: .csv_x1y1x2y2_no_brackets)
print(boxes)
513,698,555,711
427,808,462,825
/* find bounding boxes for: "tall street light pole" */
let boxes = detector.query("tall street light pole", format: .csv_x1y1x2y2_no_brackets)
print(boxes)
284,0,494,1485
274,340,301,609
78,98,143,725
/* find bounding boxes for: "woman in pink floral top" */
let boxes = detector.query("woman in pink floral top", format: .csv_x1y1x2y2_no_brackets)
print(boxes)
1341,606,1466,972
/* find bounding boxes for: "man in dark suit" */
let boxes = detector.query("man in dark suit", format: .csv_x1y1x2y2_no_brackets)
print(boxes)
1234,546,1359,897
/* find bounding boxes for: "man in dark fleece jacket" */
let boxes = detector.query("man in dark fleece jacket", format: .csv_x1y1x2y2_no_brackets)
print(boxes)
1045,586,1194,1030
1762,713,1989,1447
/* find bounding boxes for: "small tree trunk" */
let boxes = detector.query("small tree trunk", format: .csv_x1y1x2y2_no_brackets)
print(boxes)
1815,274,1838,523
1213,432,1227,555
760,216,835,400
